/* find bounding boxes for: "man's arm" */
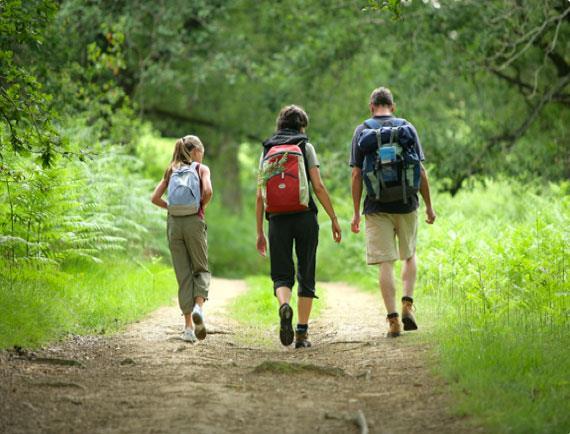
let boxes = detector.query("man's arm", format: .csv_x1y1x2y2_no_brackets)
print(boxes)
419,163,436,224
351,167,363,233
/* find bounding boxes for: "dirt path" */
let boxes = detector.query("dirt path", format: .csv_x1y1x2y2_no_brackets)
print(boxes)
0,279,478,434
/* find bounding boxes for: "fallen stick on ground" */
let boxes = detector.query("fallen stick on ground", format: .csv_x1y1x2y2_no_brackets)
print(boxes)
329,340,370,345
254,360,345,377
354,409,369,434
24,357,84,368
324,410,369,433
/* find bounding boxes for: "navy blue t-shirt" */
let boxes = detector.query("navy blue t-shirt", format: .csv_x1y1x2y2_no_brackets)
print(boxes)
349,115,425,215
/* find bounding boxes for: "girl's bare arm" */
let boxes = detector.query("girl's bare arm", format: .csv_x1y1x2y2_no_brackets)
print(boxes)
200,165,213,208
151,179,168,209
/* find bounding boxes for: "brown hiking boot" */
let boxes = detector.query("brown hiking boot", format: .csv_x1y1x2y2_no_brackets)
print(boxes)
295,330,312,349
401,297,418,331
386,313,401,338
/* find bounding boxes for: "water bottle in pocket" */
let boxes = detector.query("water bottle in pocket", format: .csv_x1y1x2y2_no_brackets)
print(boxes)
379,146,398,183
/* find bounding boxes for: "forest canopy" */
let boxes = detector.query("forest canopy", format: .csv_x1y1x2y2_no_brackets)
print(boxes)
2,0,568,193
1,0,569,266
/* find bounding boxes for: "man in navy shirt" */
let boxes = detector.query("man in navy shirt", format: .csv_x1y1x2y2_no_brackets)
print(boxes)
350,87,436,337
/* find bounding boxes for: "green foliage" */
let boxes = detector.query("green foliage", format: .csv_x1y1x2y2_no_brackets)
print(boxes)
0,0,63,166
0,145,168,266
438,329,569,434
0,259,177,349
63,0,564,197
205,200,269,277
417,182,569,433
0,2,568,430
365,0,402,18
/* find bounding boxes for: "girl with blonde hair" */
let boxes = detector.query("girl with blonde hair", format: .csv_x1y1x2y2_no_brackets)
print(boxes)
151,135,213,343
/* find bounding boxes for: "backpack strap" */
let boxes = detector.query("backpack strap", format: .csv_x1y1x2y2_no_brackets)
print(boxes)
364,117,397,129
295,141,316,197
364,118,381,129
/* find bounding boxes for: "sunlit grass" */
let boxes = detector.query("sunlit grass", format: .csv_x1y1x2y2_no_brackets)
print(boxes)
0,260,177,349
436,324,570,433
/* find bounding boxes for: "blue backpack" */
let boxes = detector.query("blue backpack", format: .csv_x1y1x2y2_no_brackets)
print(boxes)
167,162,201,216
357,118,421,204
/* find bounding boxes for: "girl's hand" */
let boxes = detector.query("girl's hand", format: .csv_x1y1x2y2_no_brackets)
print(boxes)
256,233,267,257
331,218,342,243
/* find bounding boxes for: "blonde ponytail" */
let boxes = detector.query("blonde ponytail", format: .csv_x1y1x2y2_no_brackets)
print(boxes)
169,135,204,170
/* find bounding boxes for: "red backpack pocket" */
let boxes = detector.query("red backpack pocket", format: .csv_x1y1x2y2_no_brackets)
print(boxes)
261,144,310,214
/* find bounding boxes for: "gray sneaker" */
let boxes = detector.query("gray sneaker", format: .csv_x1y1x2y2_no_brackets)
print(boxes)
192,306,207,340
182,328,197,343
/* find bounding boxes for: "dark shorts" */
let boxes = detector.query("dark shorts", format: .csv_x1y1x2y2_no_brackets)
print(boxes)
268,211,319,298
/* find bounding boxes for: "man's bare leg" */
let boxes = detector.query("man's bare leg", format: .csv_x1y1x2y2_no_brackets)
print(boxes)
380,261,401,337
379,261,397,314
401,255,418,331
402,255,417,298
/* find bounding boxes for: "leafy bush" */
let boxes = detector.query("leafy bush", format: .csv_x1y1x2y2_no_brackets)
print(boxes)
0,145,168,266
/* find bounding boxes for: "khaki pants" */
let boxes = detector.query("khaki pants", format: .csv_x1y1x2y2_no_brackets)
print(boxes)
167,214,210,314
365,211,418,264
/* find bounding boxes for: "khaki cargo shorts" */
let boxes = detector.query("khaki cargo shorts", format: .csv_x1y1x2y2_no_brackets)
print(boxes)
365,211,418,264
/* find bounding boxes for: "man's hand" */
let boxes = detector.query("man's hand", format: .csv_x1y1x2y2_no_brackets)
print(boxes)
256,233,267,256
331,218,342,243
351,214,361,233
425,207,436,224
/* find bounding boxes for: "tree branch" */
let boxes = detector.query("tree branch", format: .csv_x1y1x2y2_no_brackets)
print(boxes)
495,6,570,70
489,67,570,107
448,73,570,195
142,107,264,143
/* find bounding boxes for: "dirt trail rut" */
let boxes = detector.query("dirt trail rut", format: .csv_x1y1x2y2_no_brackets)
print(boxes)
1,278,477,434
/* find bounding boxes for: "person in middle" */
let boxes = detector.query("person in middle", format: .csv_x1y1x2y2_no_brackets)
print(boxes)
256,105,341,349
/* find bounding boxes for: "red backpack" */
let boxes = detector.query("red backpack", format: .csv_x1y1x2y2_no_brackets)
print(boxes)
260,144,310,214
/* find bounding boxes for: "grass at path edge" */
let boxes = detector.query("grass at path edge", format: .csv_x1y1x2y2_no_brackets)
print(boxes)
0,260,177,349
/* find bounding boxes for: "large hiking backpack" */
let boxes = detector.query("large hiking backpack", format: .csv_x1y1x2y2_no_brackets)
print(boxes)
167,162,201,216
260,143,310,214
357,118,421,204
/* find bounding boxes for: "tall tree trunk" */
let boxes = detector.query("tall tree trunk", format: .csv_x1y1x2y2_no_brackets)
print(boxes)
213,136,242,214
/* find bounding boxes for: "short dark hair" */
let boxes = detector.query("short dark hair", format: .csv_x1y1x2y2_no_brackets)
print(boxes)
276,105,309,131
369,87,394,107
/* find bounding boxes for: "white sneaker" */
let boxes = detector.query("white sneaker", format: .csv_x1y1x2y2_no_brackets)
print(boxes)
182,328,197,343
192,305,207,341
